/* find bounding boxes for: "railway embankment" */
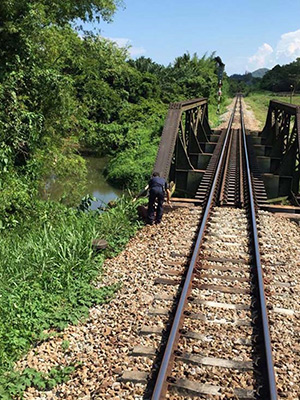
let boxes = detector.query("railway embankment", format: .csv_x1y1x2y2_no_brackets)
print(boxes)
258,210,300,399
18,206,201,399
16,205,300,399
11,97,300,399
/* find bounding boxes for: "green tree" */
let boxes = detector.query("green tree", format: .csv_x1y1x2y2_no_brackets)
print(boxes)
0,0,122,219
261,58,300,92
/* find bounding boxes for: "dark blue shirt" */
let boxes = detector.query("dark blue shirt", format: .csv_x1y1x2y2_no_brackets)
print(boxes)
149,176,168,192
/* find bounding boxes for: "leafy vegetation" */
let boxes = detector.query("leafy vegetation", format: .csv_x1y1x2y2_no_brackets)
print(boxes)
229,58,300,99
0,197,143,397
0,0,125,217
104,53,229,190
0,365,76,399
228,72,262,96
0,0,229,199
261,58,300,92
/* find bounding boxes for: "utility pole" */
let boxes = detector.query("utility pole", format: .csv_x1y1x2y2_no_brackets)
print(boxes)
290,84,294,104
214,57,225,114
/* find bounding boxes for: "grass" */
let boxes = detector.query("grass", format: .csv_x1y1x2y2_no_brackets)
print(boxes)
0,197,143,398
208,97,232,128
244,91,300,128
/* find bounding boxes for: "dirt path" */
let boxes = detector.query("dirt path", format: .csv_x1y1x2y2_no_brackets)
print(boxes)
216,97,261,131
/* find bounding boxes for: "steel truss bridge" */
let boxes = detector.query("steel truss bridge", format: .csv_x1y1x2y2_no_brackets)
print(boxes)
153,97,300,204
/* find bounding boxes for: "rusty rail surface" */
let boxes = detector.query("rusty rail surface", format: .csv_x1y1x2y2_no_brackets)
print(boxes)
241,99,278,400
151,95,278,399
151,97,239,399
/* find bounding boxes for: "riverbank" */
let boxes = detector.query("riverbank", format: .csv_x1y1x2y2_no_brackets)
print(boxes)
0,197,144,398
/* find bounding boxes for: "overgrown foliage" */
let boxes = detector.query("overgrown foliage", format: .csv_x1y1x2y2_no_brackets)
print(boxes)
261,58,300,92
104,53,229,190
0,197,143,398
0,0,228,198
0,0,125,218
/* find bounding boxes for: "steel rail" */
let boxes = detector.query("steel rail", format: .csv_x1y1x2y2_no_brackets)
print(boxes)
151,97,239,400
239,129,245,206
219,123,235,205
240,98,278,400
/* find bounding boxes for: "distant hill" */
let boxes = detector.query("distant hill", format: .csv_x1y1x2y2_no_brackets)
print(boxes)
230,68,269,80
251,68,269,78
228,68,268,95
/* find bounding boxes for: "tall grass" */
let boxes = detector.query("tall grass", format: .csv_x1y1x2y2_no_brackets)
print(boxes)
0,197,142,397
244,91,300,127
208,97,232,128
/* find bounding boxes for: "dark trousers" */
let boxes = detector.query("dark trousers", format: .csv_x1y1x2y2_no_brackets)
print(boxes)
147,189,164,223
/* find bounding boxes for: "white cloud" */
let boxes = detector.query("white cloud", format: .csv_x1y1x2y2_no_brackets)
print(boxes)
109,37,130,47
246,29,300,73
130,46,147,57
107,37,146,57
248,43,274,70
276,29,300,60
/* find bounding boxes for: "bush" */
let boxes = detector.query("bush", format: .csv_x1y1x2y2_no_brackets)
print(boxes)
0,173,37,228
105,124,161,190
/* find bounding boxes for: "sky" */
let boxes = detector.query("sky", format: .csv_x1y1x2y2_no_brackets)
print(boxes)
81,0,300,76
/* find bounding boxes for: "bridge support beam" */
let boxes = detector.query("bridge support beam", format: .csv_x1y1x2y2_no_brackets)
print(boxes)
153,98,214,197
257,101,300,201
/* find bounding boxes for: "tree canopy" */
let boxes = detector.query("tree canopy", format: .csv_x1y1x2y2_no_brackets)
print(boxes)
261,58,300,92
0,0,226,223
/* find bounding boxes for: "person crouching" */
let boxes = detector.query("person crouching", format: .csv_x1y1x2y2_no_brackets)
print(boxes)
147,172,170,225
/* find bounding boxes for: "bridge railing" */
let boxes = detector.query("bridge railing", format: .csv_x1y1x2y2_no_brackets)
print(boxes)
153,98,213,195
261,100,300,196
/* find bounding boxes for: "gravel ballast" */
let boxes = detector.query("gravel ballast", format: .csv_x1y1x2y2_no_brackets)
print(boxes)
15,205,300,399
19,207,201,399
258,211,300,399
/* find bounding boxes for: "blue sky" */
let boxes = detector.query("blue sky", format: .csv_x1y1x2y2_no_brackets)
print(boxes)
81,0,300,75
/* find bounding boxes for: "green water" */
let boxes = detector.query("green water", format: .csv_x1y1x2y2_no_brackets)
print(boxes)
43,156,123,210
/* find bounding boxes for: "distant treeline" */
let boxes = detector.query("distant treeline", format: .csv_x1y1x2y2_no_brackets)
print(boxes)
229,58,300,95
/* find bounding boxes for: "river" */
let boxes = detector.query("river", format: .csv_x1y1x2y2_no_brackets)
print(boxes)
42,156,123,210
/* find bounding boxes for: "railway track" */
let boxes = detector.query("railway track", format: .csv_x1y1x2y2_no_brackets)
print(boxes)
122,95,278,399
17,95,299,400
